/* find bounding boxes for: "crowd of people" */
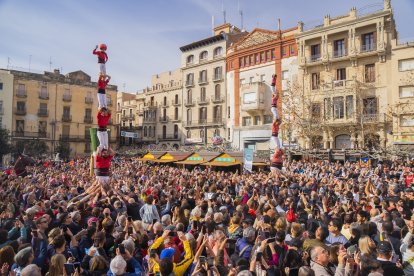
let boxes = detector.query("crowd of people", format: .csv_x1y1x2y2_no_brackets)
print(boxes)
1,155,414,276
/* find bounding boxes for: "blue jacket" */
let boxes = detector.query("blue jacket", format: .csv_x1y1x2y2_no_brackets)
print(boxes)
107,257,143,276
236,238,253,260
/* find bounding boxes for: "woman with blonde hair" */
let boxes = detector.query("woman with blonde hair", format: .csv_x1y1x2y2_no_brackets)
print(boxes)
275,217,287,233
358,235,377,258
46,254,66,276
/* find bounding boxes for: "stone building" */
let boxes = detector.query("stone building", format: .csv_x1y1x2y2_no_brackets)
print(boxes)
116,91,143,146
8,69,117,157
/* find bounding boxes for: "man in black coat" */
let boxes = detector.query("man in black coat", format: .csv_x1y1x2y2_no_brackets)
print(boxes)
376,241,404,275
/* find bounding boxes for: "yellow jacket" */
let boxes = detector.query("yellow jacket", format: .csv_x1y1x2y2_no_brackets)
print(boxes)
149,237,194,276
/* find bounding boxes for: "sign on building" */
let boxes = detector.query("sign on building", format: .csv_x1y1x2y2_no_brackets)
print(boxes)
120,131,139,138
244,148,253,172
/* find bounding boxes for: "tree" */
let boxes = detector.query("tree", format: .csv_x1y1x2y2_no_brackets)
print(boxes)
14,139,49,158
55,138,71,160
0,128,13,165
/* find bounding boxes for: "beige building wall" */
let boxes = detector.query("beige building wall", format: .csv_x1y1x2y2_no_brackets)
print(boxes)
295,1,395,150
10,69,117,157
0,70,14,131
389,39,414,149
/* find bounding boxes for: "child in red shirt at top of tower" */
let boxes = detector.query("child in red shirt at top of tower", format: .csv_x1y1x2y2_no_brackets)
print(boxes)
93,44,108,74
97,107,111,150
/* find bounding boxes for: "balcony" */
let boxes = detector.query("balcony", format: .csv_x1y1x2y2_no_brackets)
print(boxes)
184,99,195,107
62,114,72,122
159,116,169,123
144,103,157,110
185,80,194,87
14,107,27,116
85,97,94,104
172,100,181,106
310,54,321,63
360,44,376,53
84,116,93,124
158,134,180,141
37,109,49,117
183,118,224,127
198,78,208,85
197,97,210,105
361,113,387,124
16,89,27,98
332,49,347,59
171,116,181,122
213,74,223,82
63,94,72,102
211,95,224,103
240,82,266,112
320,79,356,92
38,92,49,100
12,131,50,139
143,117,156,123
121,114,135,121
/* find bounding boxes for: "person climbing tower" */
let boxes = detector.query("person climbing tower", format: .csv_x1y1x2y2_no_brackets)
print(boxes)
93,43,108,75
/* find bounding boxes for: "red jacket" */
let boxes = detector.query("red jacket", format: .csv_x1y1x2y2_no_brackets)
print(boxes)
98,78,109,90
271,149,283,163
93,49,108,64
97,112,111,127
272,121,279,136
272,94,278,107
96,155,113,169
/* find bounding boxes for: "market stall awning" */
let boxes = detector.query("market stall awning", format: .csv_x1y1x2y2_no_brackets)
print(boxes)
175,152,221,165
153,152,192,163
137,151,166,161
201,153,242,167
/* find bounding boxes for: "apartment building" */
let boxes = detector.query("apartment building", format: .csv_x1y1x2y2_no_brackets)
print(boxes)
0,70,14,131
295,0,395,150
226,26,298,151
117,91,143,146
9,69,117,156
389,39,414,149
139,69,183,148
180,23,247,145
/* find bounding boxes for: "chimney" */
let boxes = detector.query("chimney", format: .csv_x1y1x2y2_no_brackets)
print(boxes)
277,18,281,31
324,15,331,27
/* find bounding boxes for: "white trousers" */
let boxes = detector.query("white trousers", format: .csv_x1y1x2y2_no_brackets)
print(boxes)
270,136,281,150
271,86,276,93
97,93,107,109
99,64,106,75
271,107,279,120
97,130,108,150
96,175,110,184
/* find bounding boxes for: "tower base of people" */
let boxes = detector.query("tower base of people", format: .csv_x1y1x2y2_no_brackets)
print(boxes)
89,128,98,177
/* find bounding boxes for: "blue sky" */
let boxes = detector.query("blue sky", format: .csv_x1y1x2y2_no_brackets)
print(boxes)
0,0,412,92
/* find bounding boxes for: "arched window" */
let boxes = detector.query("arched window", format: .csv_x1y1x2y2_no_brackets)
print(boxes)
186,55,194,64
199,51,208,61
215,84,221,100
200,87,206,101
187,109,192,123
162,125,166,138
187,130,191,138
148,126,152,137
199,70,207,83
163,96,167,106
144,126,147,137
214,66,222,80
163,108,166,119
174,107,179,120
175,94,179,105
214,106,222,120
213,47,223,58
199,107,207,123
174,124,178,138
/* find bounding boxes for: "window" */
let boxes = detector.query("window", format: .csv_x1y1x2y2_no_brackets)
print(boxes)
186,73,194,85
40,86,48,99
175,94,179,104
213,47,223,58
266,51,271,61
333,97,344,119
346,95,354,118
336,68,346,80
240,79,245,86
264,115,273,124
311,73,320,90
200,87,206,101
199,107,207,121
271,49,275,60
17,101,25,111
254,116,261,125
39,121,47,134
311,103,321,119
250,55,254,64
187,89,192,102
174,107,178,120
365,64,375,83
187,55,194,64
215,84,221,100
18,84,25,94
213,106,222,120
16,120,24,132
227,106,230,118
174,125,178,138
227,128,231,140
281,71,289,80
242,116,251,126
290,45,295,55
324,98,331,119
85,108,92,118
187,109,192,122
185,130,191,139
249,77,254,83
0,83,3,90
255,53,259,63
214,67,222,80
243,92,256,103
199,70,207,83
144,126,147,137
260,52,265,62
162,125,167,138
363,98,377,115
400,86,414,98
239,57,244,67
282,47,287,57
361,33,375,52
39,103,47,114
311,44,321,61
333,39,346,57
62,125,70,137
401,115,414,127
244,56,249,66
399,59,414,71
199,51,208,61
63,106,70,116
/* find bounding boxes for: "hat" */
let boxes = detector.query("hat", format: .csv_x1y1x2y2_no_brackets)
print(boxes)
377,241,392,253
160,247,175,260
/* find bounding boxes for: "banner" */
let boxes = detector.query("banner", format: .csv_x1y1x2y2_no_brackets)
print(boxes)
244,148,253,172
121,131,139,138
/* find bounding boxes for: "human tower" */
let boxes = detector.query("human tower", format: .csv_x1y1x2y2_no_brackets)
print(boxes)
270,74,284,172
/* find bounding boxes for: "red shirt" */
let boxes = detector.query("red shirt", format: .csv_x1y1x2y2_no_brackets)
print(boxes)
272,121,279,135
98,78,109,89
272,95,278,107
97,112,111,127
406,174,414,187
271,149,283,163
96,155,113,169
93,49,108,64
271,75,277,86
